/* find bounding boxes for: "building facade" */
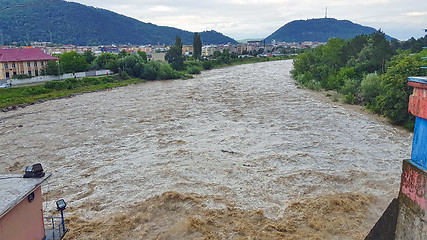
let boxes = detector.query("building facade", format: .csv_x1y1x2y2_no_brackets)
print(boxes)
0,48,59,80
0,173,51,240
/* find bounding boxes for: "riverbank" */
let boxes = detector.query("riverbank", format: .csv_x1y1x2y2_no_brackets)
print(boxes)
0,56,287,111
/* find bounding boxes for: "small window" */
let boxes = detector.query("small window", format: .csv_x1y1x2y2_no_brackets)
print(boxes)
41,62,44,66
12,63,16,68
27,62,31,67
34,62,38,67
6,72,10,78
4,63,8,68
28,71,32,76
35,70,39,76
13,71,16,76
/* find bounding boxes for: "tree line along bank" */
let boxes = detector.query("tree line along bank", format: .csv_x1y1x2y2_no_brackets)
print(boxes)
292,31,427,130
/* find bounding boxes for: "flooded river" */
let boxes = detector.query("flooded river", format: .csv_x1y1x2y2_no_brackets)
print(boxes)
0,60,412,239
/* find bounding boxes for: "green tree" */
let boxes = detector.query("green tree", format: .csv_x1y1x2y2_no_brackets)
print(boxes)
118,49,129,59
219,49,232,64
352,31,395,74
193,33,202,60
142,61,160,80
83,51,96,65
45,60,60,76
59,52,88,73
213,50,222,59
117,54,145,77
165,36,185,70
369,51,424,124
137,50,148,63
93,53,117,69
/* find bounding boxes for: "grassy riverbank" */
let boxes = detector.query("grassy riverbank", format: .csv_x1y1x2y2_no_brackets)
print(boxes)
0,56,287,110
0,76,146,110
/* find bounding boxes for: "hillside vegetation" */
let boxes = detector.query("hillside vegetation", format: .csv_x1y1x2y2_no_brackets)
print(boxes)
0,0,237,45
265,18,393,43
292,31,427,129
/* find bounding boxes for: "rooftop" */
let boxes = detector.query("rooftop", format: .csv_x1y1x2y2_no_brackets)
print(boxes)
0,173,51,218
408,76,427,84
0,48,59,63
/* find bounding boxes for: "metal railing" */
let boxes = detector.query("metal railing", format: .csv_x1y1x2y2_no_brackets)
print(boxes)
43,216,68,240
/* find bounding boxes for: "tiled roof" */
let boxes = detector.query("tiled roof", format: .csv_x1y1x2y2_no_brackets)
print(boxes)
0,48,59,62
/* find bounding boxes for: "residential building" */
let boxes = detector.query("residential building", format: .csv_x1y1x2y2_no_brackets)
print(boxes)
182,45,193,56
202,45,218,56
0,48,59,80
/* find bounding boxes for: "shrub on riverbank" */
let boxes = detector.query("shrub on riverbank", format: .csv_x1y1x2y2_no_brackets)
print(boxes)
0,77,145,109
292,31,426,129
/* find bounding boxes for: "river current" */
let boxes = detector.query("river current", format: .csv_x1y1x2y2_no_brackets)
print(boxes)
0,60,412,239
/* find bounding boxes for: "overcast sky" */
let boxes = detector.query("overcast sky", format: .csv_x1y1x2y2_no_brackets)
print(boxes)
69,0,426,41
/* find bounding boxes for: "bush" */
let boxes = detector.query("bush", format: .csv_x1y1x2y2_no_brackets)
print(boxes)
44,81,66,90
294,72,314,85
202,61,214,70
339,78,360,96
187,66,201,74
306,80,322,91
12,74,32,79
332,93,340,102
343,93,357,104
118,71,131,80
158,64,180,80
327,67,356,90
44,76,116,90
142,62,160,80
361,73,382,104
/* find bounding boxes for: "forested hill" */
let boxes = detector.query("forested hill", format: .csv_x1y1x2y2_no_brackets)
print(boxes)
0,0,238,46
264,18,393,43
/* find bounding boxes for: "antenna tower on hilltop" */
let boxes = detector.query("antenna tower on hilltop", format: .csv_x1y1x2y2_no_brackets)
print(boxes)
325,6,328,18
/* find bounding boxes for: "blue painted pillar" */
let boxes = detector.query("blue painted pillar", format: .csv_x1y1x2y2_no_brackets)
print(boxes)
395,76,427,239
408,78,427,169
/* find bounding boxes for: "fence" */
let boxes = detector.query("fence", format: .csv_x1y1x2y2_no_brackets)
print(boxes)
44,216,67,240
8,69,112,85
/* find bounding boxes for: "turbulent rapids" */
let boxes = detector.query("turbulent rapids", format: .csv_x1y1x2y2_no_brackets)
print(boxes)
0,60,412,239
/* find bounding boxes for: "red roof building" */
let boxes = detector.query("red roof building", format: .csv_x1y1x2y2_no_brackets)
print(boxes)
0,48,59,80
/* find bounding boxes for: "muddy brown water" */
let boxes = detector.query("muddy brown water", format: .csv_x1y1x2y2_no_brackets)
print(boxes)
0,60,412,239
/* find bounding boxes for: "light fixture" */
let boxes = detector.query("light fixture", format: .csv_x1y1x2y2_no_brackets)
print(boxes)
56,199,67,233
28,192,35,202
23,163,45,178
56,199,67,211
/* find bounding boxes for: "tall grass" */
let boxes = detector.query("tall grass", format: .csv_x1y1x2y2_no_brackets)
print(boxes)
0,77,145,109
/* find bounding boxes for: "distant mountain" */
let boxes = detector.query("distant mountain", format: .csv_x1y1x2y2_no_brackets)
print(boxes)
0,0,238,46
264,18,393,43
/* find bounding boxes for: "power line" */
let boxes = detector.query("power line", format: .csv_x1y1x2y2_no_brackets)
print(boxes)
0,0,61,12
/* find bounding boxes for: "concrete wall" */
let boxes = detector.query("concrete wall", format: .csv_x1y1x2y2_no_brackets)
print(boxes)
0,187,45,240
395,160,427,239
9,69,112,85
